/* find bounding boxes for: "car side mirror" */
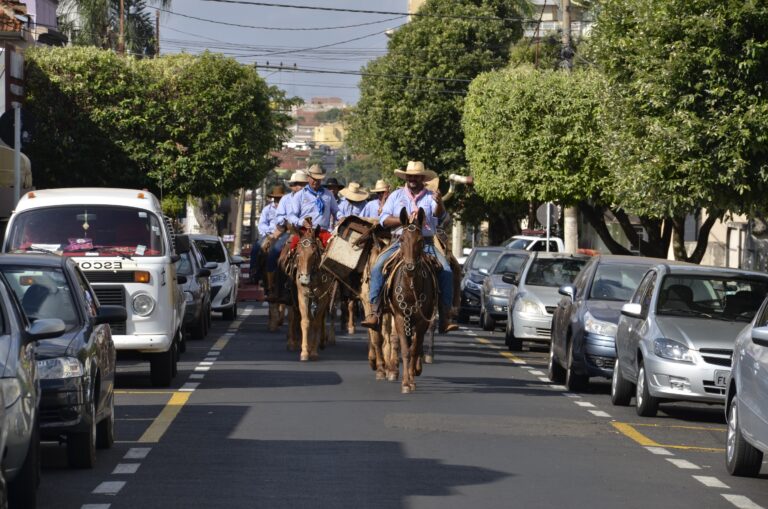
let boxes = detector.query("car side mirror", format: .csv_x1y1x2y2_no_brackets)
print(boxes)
95,305,127,325
174,235,191,254
479,268,489,275
501,272,519,285
621,303,643,319
751,326,768,347
230,255,245,265
204,262,218,270
26,318,66,342
177,275,188,285
197,269,211,278
558,284,576,300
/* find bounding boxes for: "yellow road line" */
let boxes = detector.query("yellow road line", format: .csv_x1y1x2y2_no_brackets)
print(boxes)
138,392,191,443
625,423,725,432
475,337,526,363
212,337,230,350
115,390,176,395
612,422,725,452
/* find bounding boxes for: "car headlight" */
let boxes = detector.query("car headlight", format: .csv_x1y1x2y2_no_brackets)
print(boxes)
465,279,482,291
37,357,83,380
210,273,228,284
653,338,694,363
490,287,510,297
184,291,194,303
132,293,156,316
584,311,618,337
516,296,543,315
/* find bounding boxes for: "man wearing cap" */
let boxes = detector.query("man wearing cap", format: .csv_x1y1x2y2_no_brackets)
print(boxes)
361,161,458,333
324,177,344,204
286,164,339,249
361,179,391,219
337,182,370,218
250,185,286,285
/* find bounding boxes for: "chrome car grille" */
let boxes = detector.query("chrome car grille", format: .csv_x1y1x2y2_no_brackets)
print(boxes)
699,349,732,367
702,381,727,396
535,328,551,338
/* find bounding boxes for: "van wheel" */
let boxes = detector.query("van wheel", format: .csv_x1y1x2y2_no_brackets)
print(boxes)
96,392,115,449
611,358,634,406
636,361,659,417
150,347,174,387
67,396,96,468
726,395,763,476
8,418,39,508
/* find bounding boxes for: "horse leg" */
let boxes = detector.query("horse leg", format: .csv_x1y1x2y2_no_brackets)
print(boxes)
310,313,323,361
424,321,435,364
384,314,399,382
299,296,312,361
277,303,285,326
347,299,356,335
327,303,336,346
395,319,413,394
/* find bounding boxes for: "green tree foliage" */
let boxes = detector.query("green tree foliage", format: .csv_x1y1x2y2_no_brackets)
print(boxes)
316,108,343,124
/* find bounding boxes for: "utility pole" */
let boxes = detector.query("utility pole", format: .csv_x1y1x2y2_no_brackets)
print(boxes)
118,0,125,54
155,10,160,55
560,0,578,253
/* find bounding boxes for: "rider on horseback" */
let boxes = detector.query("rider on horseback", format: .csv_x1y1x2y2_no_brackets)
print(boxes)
361,161,459,334
286,164,339,249
361,180,391,219
338,182,370,218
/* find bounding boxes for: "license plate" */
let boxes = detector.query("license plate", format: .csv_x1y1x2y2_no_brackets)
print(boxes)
714,369,730,388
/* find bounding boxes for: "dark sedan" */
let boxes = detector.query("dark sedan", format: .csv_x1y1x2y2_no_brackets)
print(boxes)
0,254,126,469
459,247,507,323
480,250,530,331
176,236,215,341
548,255,658,391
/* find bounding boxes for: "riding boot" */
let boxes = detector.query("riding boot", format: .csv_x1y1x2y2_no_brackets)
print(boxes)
265,272,277,302
438,305,459,333
361,297,382,331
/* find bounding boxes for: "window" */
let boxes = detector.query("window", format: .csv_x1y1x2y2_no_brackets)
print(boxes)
195,239,227,264
177,252,195,276
1,267,79,329
589,263,650,302
469,250,502,272
74,268,98,318
640,273,657,314
657,274,768,322
525,258,588,288
492,254,529,275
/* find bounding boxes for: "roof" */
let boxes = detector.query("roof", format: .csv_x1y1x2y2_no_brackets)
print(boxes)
469,246,508,253
190,234,221,242
530,252,590,260
661,263,768,279
594,254,663,266
0,253,67,268
14,188,162,214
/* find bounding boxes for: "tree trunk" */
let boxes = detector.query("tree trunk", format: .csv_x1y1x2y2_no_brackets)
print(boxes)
671,210,721,264
189,196,219,235
578,201,632,255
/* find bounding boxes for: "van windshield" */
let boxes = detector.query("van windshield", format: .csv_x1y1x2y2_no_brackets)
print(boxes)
7,206,165,257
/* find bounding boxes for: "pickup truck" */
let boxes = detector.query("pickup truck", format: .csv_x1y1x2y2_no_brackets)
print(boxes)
503,235,564,252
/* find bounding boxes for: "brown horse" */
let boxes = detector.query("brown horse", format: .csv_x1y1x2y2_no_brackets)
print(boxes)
385,208,437,394
289,221,336,361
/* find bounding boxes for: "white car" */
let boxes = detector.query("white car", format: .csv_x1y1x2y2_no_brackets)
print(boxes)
191,235,243,320
725,297,768,477
504,235,564,252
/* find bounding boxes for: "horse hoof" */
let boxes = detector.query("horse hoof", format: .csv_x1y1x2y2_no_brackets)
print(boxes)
409,383,416,392
375,372,386,381
401,385,411,394
424,355,433,364
300,353,310,361
310,353,319,361
348,328,355,335
386,373,398,382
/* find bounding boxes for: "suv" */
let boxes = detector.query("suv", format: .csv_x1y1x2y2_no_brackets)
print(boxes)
191,235,244,320
504,235,564,252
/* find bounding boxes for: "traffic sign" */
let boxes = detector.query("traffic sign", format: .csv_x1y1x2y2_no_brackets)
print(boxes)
536,202,561,228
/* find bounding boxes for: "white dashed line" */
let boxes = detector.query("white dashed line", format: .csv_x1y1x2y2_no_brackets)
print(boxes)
179,382,200,392
204,357,217,362
537,377,550,383
198,361,214,366
550,385,566,391
563,393,582,398
207,351,221,356
520,366,534,370
666,458,700,470
112,463,141,475
189,373,205,380
124,447,151,460
574,401,595,408
692,476,729,489
82,505,111,509
588,410,612,418
529,370,545,376
194,366,211,372
645,447,673,456
722,495,765,509
92,481,126,495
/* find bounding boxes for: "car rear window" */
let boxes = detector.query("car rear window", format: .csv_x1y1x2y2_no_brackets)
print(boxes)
1,267,78,329
195,239,227,263
492,253,529,275
657,275,768,322
470,251,502,272
589,263,650,302
525,258,587,287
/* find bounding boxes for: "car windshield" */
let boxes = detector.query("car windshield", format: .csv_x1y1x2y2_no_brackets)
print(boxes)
177,252,194,276
525,258,587,288
195,239,227,264
589,263,650,302
1,267,78,329
492,253,529,275
7,206,165,257
469,250,502,272
657,275,768,322
506,238,532,250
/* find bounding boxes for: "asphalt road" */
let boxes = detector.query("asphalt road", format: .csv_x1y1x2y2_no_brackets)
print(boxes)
37,305,768,509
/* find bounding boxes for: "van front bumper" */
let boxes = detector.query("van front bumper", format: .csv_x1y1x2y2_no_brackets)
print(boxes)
112,333,173,353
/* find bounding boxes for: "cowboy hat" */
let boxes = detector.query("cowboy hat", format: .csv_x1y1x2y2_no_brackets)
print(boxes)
394,160,437,180
339,182,370,202
370,179,390,193
267,185,287,198
306,164,326,180
288,170,309,184
324,177,343,189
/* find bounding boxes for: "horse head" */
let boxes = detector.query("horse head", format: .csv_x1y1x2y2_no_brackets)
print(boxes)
399,207,425,272
296,218,322,287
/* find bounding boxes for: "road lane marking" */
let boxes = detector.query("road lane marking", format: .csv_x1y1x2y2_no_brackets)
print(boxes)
574,401,595,408
645,447,673,456
628,422,725,432
538,377,550,383
211,337,231,350
189,373,205,380
666,458,700,470
692,476,729,489
529,370,545,376
92,481,126,495
589,410,612,418
112,463,141,475
198,361,214,366
612,422,662,447
551,385,566,390
124,448,151,460
563,393,582,398
476,338,527,364
207,351,221,356
194,366,211,372
114,390,175,395
204,357,217,362
82,505,110,509
138,392,192,443
722,495,765,509
180,382,199,392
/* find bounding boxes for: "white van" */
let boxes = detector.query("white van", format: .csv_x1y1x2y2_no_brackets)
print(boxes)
2,188,186,386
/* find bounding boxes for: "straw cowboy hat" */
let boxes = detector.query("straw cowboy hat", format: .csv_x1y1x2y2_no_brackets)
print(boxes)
339,182,370,202
288,170,309,184
267,185,287,198
370,179,390,193
306,164,327,180
394,160,437,181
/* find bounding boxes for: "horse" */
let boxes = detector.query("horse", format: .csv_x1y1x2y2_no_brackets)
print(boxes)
384,208,437,394
288,220,337,361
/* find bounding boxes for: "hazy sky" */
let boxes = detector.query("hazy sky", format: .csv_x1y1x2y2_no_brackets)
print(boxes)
159,0,408,104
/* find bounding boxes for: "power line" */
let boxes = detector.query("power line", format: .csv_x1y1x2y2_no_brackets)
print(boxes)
247,27,397,57
252,64,473,83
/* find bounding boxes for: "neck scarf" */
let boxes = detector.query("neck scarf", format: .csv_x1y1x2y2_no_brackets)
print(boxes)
404,185,430,230
304,185,325,215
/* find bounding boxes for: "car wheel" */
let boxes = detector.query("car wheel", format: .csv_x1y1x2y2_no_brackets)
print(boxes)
726,395,764,477
150,347,174,387
611,358,634,406
8,417,39,508
565,339,588,392
548,340,566,383
67,395,96,468
222,302,237,321
458,310,470,324
636,361,659,417
481,308,495,332
171,338,179,378
190,313,206,340
178,330,187,354
96,391,115,450
505,319,522,351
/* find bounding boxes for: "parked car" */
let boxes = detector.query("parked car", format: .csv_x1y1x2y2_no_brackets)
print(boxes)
504,253,589,351
611,263,768,418
549,255,658,391
480,250,530,331
459,246,507,323
175,236,215,340
3,188,187,387
725,296,768,477
503,235,564,252
0,258,66,508
191,235,244,320
0,254,126,468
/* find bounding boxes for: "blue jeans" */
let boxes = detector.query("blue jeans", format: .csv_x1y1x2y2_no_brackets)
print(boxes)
266,232,289,272
368,239,453,309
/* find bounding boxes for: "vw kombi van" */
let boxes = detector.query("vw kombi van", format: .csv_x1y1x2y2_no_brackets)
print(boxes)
2,188,185,386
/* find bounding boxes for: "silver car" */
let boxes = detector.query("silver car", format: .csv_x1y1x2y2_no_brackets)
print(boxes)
724,296,768,477
612,263,768,417
504,253,589,351
192,235,244,320
480,250,530,331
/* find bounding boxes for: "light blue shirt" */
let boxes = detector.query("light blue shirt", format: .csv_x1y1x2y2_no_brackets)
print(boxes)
258,203,278,236
360,199,384,219
287,186,339,230
270,191,298,231
380,187,445,237
337,198,367,219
